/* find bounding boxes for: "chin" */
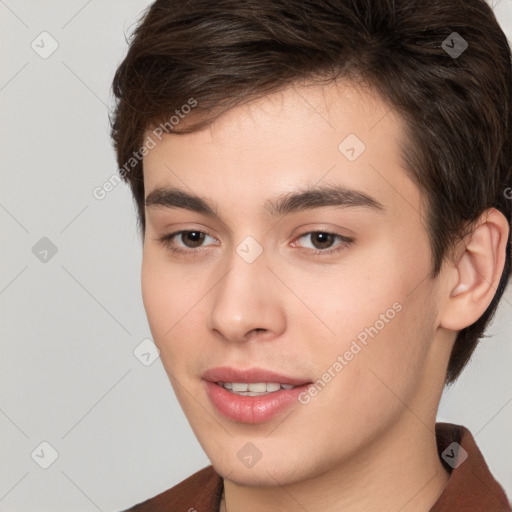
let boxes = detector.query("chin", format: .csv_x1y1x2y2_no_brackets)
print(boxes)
214,463,299,487
208,447,316,487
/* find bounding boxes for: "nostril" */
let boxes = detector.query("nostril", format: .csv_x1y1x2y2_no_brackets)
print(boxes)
246,328,266,338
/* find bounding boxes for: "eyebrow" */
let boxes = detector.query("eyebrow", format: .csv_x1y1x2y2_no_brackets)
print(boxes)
145,184,385,218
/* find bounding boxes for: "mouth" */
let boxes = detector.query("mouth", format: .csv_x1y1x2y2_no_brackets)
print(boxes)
216,381,297,396
202,366,313,424
202,366,311,386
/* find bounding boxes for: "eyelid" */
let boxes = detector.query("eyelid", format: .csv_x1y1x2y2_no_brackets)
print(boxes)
291,230,355,255
156,229,218,253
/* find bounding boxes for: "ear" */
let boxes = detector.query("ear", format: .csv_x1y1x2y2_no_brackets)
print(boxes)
440,208,510,331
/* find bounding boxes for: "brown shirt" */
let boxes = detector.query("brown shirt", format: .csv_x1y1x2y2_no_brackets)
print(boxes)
124,423,511,511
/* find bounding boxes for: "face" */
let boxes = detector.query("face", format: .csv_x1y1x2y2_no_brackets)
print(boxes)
141,81,449,486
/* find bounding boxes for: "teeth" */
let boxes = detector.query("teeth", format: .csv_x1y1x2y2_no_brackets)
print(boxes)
217,382,298,395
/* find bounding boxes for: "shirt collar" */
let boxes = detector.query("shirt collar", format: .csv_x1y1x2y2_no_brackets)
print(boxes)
430,422,510,511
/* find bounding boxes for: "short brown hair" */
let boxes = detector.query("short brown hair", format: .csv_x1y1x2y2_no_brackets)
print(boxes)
110,0,512,384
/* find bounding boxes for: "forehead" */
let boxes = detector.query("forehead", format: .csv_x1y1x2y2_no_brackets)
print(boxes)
141,81,422,222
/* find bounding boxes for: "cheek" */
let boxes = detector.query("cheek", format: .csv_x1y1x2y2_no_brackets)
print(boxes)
141,251,214,372
328,282,437,427
141,253,188,350
293,243,436,402
272,246,406,346
142,247,197,326
141,254,168,335
291,285,438,461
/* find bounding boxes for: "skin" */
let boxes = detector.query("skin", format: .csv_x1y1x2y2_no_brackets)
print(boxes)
140,80,509,512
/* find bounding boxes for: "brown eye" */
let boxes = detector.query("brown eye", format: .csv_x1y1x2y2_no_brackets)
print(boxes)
157,230,217,253
309,232,336,249
179,231,206,248
293,231,355,256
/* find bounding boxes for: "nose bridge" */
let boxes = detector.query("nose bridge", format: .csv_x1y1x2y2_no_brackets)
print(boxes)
208,240,285,342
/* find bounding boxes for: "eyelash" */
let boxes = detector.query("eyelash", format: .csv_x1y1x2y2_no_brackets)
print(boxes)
156,230,354,257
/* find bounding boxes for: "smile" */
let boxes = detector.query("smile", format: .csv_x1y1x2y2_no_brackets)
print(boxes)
217,382,297,396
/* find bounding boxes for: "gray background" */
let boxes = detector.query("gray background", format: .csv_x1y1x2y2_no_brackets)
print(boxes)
1,1,511,510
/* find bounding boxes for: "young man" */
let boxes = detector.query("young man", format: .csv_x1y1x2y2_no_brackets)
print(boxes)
111,0,511,510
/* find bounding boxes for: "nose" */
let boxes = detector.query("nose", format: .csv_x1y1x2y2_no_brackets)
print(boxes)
207,249,286,344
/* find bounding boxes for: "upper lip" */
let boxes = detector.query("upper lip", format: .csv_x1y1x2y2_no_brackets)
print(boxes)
202,366,312,386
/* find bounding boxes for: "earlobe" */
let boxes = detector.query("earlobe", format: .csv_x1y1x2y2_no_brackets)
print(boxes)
440,208,509,331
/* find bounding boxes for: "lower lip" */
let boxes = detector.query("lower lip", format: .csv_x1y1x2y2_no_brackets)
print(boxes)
204,381,311,424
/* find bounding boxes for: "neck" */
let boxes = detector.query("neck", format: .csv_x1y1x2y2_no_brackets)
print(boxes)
220,417,450,512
